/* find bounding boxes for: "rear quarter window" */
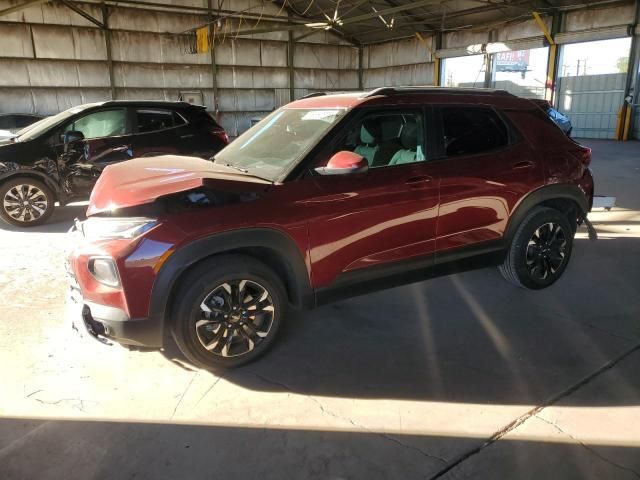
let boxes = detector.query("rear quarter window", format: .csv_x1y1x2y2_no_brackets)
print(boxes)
504,108,567,147
441,107,509,156
188,108,222,129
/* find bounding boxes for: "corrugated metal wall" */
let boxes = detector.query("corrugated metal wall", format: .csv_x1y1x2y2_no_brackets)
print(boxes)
362,37,434,88
557,73,626,139
0,0,359,136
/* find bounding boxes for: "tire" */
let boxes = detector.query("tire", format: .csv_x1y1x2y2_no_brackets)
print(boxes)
499,207,573,290
0,177,55,227
170,254,287,369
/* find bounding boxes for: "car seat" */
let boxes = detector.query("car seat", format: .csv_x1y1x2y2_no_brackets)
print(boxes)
354,119,382,166
388,120,424,165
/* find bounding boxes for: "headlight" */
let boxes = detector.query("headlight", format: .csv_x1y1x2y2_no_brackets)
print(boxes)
88,257,120,287
81,217,157,240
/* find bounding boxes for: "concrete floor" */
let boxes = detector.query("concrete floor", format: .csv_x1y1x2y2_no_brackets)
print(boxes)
1,140,639,479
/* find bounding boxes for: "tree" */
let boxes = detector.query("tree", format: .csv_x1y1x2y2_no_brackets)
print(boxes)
616,56,629,73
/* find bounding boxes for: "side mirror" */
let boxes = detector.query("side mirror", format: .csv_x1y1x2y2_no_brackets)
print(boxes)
63,130,84,144
315,151,369,176
63,130,84,153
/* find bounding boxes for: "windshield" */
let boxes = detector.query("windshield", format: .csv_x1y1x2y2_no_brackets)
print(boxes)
214,107,347,182
17,103,102,142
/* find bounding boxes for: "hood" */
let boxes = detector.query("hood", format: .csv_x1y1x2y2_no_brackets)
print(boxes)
87,155,271,216
0,130,17,142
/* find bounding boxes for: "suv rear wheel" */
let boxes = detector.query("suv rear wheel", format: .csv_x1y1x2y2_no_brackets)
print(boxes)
500,206,573,289
170,255,286,369
0,178,55,227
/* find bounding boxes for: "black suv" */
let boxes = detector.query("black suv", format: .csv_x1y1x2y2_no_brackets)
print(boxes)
0,101,228,227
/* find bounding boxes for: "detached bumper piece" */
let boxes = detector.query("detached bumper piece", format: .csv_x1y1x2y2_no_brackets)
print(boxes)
67,285,160,348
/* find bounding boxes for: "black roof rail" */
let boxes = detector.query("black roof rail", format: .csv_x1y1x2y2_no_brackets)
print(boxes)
363,86,512,97
301,92,329,99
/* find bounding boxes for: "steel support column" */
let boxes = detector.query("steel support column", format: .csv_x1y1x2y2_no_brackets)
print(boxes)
358,46,364,90
288,14,295,102
207,0,219,116
433,32,442,86
622,0,640,139
101,3,116,100
545,12,562,104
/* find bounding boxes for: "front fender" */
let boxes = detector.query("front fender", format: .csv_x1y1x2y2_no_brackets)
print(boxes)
146,227,314,346
0,160,60,199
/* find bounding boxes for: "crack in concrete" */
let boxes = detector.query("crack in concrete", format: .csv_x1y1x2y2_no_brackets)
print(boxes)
194,375,224,408
171,371,198,419
251,372,447,466
551,308,640,343
428,342,640,479
26,389,97,413
535,414,640,479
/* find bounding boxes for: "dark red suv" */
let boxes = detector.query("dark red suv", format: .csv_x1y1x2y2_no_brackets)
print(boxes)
67,87,595,368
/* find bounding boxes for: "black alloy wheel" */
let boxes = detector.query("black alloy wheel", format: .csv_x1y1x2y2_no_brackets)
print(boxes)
525,222,568,281
171,255,286,368
0,178,55,227
499,206,574,289
195,279,275,358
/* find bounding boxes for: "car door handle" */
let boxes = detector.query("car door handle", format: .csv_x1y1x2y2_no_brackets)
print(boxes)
406,175,432,186
180,134,196,139
512,160,534,169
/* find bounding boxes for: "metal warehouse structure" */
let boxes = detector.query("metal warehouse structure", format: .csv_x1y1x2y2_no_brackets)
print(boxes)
1,0,640,138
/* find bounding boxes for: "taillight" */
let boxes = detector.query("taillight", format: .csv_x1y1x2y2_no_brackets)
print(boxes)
570,145,591,166
212,128,229,144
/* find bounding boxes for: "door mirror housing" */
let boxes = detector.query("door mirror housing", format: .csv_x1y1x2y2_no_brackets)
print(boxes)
64,130,84,145
315,151,369,176
63,130,84,153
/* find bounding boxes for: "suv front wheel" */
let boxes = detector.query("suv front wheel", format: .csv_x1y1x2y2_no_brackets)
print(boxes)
500,206,574,289
0,178,55,227
171,255,286,369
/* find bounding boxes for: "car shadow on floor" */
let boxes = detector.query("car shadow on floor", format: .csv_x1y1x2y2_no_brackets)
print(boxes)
2,416,638,480
162,233,640,407
0,204,86,233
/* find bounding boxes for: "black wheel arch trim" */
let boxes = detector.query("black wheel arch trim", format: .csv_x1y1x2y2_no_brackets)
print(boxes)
147,227,314,345
505,183,589,242
0,163,60,201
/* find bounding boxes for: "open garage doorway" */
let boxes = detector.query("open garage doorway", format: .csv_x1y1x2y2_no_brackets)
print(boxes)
491,47,549,99
441,54,486,88
557,37,632,139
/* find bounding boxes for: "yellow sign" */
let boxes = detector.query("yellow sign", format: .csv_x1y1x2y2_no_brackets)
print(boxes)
196,27,209,53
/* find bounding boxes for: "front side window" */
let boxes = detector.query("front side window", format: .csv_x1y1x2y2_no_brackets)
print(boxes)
65,109,127,140
334,110,426,168
441,107,508,156
136,109,184,133
214,108,347,182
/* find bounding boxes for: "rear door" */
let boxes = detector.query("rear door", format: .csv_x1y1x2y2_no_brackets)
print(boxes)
433,105,544,258
130,108,186,157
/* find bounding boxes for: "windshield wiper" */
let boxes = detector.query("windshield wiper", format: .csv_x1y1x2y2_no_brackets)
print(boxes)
223,162,249,173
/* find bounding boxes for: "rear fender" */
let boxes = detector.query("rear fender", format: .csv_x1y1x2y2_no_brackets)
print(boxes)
505,183,590,243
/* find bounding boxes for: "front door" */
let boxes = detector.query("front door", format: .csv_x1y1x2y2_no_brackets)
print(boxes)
303,107,441,289
55,107,134,197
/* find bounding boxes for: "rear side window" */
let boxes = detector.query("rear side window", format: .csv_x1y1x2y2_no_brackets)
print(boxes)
136,109,185,133
441,107,509,156
190,109,222,129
